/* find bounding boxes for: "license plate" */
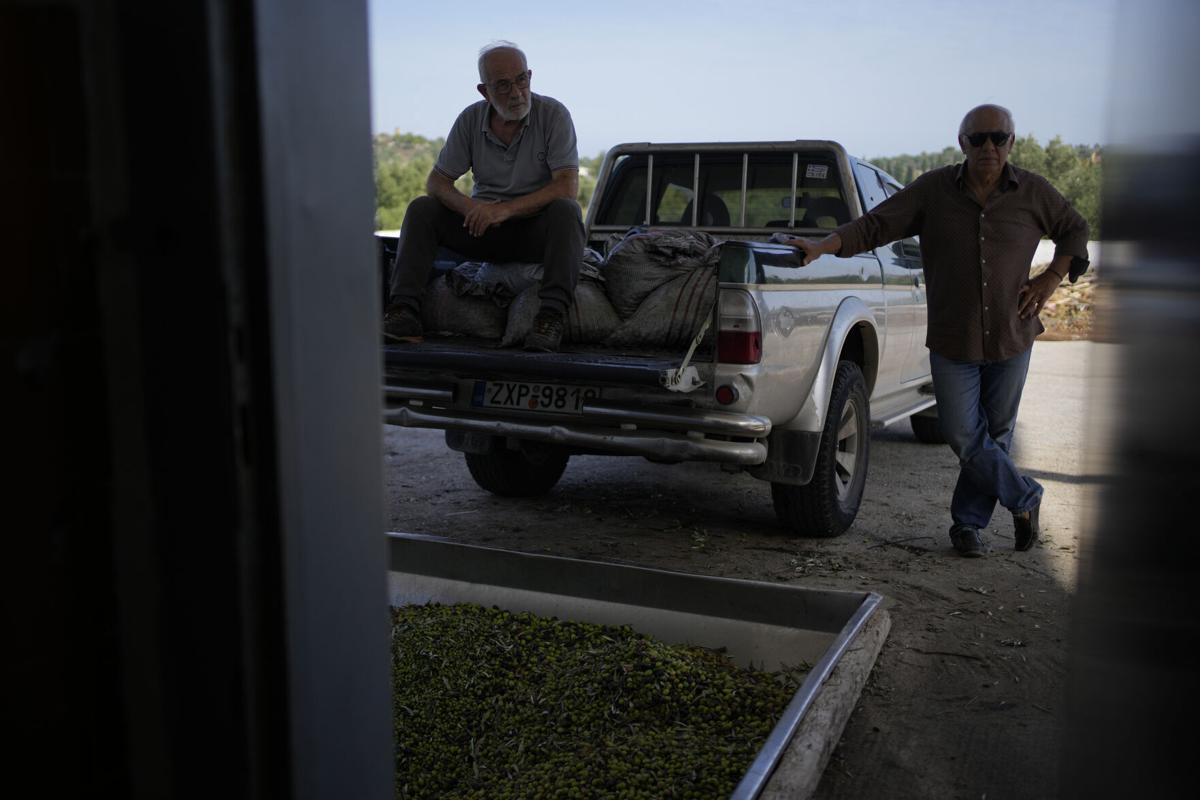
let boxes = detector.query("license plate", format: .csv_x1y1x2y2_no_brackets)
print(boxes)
473,380,599,414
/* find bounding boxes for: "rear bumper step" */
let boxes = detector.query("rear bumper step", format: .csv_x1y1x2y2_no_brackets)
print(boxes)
384,405,767,464
384,382,771,465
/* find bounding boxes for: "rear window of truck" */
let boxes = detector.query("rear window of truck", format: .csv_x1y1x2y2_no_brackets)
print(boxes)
593,151,849,231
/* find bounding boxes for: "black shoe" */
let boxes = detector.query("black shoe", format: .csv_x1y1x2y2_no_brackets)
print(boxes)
949,524,988,558
523,308,565,352
1013,499,1040,551
383,304,423,341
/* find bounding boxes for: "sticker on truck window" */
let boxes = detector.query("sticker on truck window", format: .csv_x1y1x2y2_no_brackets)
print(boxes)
473,380,600,414
805,164,829,180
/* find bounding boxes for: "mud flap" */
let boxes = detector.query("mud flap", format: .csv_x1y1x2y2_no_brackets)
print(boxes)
746,429,821,486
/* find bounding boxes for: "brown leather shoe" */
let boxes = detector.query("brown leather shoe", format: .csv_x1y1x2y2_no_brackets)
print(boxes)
1013,499,1040,551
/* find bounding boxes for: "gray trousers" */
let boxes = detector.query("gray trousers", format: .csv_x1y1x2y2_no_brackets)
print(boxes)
388,195,584,316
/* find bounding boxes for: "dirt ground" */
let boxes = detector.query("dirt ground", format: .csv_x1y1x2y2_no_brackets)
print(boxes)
384,339,1116,800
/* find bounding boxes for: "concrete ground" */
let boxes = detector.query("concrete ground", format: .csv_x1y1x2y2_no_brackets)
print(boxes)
385,339,1117,799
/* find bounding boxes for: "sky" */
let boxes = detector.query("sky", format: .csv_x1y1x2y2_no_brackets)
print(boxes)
367,0,1119,161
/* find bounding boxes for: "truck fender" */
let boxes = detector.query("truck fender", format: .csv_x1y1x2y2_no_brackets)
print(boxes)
748,298,879,487
786,296,879,434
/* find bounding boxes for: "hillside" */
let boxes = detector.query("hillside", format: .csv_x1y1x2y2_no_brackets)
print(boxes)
373,131,603,229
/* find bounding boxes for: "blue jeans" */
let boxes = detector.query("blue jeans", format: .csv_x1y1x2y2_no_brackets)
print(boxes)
929,348,1043,530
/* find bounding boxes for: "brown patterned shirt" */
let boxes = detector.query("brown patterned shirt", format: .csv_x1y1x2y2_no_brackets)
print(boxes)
833,162,1089,362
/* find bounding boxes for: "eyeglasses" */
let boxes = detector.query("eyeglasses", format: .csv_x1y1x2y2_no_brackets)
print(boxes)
488,72,530,95
964,131,1012,148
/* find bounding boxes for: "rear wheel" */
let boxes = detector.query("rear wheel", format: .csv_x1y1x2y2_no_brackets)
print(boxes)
772,361,870,537
464,445,569,497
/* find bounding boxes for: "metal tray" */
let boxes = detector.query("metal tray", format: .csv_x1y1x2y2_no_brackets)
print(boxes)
387,532,885,799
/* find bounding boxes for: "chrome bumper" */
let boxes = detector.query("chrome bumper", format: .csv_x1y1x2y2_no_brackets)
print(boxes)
383,383,771,465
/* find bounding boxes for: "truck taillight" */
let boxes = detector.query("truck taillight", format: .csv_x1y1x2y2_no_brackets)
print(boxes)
717,289,762,365
717,331,762,364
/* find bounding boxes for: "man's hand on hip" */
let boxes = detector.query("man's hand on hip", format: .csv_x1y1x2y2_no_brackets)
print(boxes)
463,200,511,237
1017,269,1063,319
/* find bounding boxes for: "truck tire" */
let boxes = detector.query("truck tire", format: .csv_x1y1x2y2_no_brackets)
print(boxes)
772,361,870,537
464,447,569,497
910,410,946,444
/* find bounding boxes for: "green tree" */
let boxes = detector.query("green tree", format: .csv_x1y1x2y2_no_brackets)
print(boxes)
1043,136,1078,185
372,131,601,228
455,171,474,198
869,146,959,183
1009,134,1047,175
1060,155,1102,239
578,150,609,215
374,156,432,230
578,170,597,214
871,135,1102,239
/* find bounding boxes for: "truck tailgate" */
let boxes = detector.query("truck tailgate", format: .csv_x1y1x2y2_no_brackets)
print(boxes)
384,340,691,387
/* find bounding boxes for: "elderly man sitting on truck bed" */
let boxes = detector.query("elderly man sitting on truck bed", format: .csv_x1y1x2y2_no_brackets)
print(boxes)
382,41,584,352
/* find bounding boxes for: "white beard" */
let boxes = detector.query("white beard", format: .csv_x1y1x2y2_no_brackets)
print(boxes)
491,96,530,122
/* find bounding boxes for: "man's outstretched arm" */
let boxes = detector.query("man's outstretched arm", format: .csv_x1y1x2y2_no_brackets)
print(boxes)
772,232,843,265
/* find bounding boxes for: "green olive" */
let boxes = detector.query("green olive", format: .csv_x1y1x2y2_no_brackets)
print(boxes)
390,602,807,798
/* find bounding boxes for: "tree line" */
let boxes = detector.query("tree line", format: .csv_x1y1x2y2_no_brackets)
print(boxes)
868,135,1102,238
375,131,1101,237
373,131,603,230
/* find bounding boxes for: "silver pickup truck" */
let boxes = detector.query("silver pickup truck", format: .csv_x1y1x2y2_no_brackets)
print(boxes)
380,141,942,538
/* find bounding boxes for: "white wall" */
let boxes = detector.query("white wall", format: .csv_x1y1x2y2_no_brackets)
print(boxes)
1032,240,1101,269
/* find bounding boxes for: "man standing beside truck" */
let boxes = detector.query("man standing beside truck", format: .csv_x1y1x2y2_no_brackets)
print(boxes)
778,104,1089,557
383,41,583,351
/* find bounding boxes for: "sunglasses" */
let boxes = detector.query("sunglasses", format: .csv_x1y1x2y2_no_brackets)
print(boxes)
964,131,1012,148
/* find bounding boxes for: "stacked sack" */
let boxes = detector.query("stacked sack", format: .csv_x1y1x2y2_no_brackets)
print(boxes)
418,252,607,341
599,229,720,350
417,230,722,352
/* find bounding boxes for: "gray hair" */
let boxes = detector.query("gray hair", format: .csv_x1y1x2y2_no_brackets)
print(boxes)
959,104,1015,137
477,41,527,83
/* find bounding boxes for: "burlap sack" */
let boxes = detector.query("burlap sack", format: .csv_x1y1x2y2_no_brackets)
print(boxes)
500,280,621,348
604,266,717,350
601,230,721,319
499,287,540,347
420,275,507,339
566,281,621,344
